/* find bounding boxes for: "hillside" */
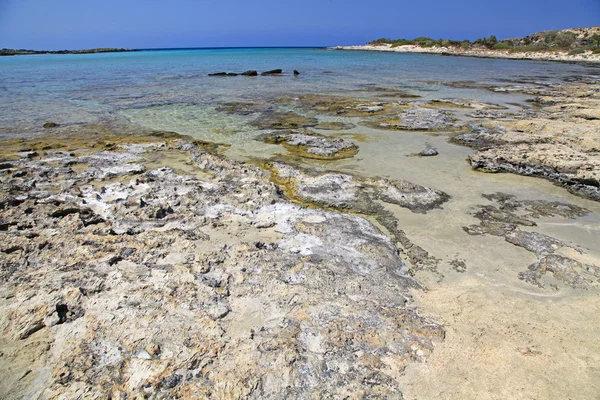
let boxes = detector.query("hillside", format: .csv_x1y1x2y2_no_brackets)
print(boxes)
368,26,600,55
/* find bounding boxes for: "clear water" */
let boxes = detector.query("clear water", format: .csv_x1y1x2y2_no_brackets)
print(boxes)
1,48,599,262
1,47,598,137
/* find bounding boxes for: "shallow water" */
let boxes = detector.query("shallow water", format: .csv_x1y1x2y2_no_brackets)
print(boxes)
1,47,597,133
2,46,599,287
2,48,599,398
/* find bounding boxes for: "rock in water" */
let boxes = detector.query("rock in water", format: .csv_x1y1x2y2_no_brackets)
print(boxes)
419,147,439,156
241,70,258,76
261,69,283,76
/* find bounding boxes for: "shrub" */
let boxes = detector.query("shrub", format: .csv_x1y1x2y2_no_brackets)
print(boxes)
591,34,600,49
493,43,512,50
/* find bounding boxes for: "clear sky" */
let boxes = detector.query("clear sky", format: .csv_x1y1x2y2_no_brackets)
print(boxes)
0,0,598,49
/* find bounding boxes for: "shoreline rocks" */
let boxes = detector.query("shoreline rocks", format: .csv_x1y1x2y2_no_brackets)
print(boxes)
257,130,359,160
0,133,444,399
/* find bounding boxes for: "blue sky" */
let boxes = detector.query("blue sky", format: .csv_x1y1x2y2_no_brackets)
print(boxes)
0,0,598,49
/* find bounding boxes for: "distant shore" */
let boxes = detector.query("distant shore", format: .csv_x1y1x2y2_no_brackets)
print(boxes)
332,43,600,64
0,48,138,56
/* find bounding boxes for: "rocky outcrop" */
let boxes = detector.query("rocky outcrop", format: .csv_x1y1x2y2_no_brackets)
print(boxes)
257,130,359,160
469,144,600,201
265,162,450,214
0,135,444,399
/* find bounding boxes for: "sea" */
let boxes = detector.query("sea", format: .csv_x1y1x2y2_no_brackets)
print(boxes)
1,47,599,264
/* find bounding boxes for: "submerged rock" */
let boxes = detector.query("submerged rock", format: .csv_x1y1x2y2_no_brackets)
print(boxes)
370,107,460,131
519,255,600,289
215,102,273,115
278,94,395,116
464,192,596,289
251,111,318,130
313,121,355,130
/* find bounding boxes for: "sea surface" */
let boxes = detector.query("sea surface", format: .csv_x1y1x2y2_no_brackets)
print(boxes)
1,47,599,248
0,47,598,137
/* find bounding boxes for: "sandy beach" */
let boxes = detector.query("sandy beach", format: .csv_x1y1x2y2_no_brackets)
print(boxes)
333,43,600,63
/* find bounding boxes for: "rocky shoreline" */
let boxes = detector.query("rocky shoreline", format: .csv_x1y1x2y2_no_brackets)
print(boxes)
1,68,600,399
0,131,447,399
333,44,600,64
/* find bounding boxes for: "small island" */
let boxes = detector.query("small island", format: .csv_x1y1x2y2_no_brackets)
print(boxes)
0,47,138,56
335,26,600,63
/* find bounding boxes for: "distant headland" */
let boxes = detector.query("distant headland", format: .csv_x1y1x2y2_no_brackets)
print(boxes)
334,26,600,63
0,48,138,56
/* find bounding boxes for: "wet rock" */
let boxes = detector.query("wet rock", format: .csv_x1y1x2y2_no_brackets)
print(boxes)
467,110,508,119
261,69,283,76
293,70,300,75
313,121,355,131
374,179,450,213
241,70,258,76
505,230,573,257
215,102,272,115
519,255,600,289
258,130,358,160
469,145,600,201
450,123,506,150
43,122,58,128
251,111,318,130
465,193,596,289
371,107,459,131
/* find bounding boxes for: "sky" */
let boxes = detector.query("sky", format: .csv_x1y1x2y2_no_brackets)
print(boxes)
0,0,598,49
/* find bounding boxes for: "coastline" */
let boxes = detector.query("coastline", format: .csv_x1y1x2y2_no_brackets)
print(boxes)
0,48,138,56
332,43,600,64
1,49,599,399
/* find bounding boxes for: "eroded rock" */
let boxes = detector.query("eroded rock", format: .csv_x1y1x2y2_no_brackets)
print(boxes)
464,193,596,289
0,135,444,399
258,130,358,160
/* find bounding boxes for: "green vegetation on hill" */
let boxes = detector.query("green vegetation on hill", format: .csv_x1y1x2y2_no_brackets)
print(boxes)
369,28,600,54
0,48,137,56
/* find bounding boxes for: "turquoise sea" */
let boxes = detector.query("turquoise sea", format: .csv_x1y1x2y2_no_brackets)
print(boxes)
1,47,598,140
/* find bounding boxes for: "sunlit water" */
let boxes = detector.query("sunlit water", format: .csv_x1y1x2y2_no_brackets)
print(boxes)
1,47,599,268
